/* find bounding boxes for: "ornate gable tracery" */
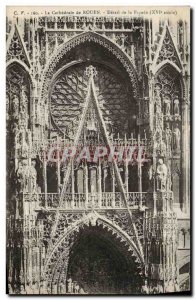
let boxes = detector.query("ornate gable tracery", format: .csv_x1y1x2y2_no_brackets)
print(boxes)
6,25,31,68
154,26,182,71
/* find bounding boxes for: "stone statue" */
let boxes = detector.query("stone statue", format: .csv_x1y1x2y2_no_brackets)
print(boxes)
165,280,175,293
21,86,28,104
22,139,29,158
154,131,166,156
16,161,26,191
155,131,161,150
29,160,37,192
20,87,29,126
67,278,73,293
157,158,168,190
141,280,149,294
174,96,180,115
39,281,44,294
157,283,164,293
164,96,171,115
20,285,27,294
8,283,13,294
173,124,181,150
74,283,80,293
166,166,172,191
165,123,172,154
20,101,28,126
155,92,162,115
12,94,19,119
32,282,39,294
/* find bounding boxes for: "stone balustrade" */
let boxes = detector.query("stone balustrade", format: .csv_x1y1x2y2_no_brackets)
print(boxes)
24,192,151,210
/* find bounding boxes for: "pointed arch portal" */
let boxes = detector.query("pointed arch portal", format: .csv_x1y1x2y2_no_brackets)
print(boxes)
67,224,142,294
44,213,143,294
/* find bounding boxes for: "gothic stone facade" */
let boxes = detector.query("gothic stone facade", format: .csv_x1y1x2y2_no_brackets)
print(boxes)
6,10,190,294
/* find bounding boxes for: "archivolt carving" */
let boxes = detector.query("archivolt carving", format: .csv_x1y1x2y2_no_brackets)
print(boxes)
41,31,139,105
105,211,144,239
44,212,143,286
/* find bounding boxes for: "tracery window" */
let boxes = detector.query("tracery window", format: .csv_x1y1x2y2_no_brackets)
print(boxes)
50,63,136,139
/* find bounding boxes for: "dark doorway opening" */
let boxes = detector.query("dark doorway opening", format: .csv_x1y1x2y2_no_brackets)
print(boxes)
67,224,142,294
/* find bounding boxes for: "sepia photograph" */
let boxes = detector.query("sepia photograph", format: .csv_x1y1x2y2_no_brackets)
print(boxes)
6,6,191,295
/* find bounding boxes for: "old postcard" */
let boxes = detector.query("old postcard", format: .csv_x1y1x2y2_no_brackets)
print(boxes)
6,6,191,295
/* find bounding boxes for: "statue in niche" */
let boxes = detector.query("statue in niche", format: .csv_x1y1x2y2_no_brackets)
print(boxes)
29,160,37,192
164,95,171,115
154,91,163,131
16,160,28,192
155,91,162,115
157,284,164,293
32,282,39,294
12,94,19,120
165,280,175,293
174,96,180,116
67,278,73,293
90,168,97,193
173,124,181,151
160,139,166,156
14,131,19,151
16,161,24,192
155,132,166,156
154,131,161,152
20,108,27,126
166,166,172,191
8,283,13,294
141,280,149,294
74,282,80,294
165,123,172,154
87,118,97,132
156,158,168,191
21,131,29,158
20,89,28,126
21,86,28,109
11,121,18,134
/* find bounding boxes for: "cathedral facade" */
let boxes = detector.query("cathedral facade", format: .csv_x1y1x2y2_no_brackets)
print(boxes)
6,7,190,294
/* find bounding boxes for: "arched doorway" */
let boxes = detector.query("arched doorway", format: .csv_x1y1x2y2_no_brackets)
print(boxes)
66,223,142,294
